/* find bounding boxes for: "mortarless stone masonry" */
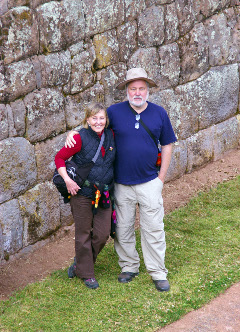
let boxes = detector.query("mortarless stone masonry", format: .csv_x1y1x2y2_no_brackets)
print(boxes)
0,0,239,261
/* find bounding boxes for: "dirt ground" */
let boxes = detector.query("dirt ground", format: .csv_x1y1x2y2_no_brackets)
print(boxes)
1,148,240,330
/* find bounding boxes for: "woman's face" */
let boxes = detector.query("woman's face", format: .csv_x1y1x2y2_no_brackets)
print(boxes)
87,109,106,134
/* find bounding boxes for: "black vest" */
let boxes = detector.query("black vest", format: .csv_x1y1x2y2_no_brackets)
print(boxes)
71,127,115,198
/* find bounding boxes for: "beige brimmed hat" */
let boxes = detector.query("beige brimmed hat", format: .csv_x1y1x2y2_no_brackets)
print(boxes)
116,67,157,90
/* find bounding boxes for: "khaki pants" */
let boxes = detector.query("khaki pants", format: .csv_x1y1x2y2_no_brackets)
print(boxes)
114,177,168,280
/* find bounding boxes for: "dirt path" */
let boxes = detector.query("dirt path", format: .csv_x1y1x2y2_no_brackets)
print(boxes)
1,148,240,330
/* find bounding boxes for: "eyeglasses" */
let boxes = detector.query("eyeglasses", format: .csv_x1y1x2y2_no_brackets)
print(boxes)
135,114,140,129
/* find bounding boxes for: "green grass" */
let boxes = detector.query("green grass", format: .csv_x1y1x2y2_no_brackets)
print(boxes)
1,176,240,331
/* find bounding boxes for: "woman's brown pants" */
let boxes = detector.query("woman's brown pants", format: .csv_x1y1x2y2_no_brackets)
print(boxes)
70,194,111,279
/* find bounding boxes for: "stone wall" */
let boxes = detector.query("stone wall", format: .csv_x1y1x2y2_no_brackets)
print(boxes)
0,0,239,261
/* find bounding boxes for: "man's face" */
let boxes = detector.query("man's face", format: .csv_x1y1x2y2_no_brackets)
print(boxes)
127,80,149,108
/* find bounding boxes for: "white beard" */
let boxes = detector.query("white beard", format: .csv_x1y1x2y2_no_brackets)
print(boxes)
127,90,149,108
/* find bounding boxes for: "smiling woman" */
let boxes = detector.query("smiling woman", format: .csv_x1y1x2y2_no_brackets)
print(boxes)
54,102,115,289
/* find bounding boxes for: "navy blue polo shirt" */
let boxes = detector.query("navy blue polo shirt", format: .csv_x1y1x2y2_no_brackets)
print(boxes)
107,101,177,185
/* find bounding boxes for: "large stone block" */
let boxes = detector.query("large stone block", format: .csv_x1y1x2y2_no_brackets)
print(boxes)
213,116,240,160
37,0,85,53
0,137,37,204
178,23,209,84
8,0,31,7
117,21,137,63
9,99,26,136
194,0,231,22
175,0,195,36
71,47,96,94
158,42,180,89
125,0,146,20
138,6,165,47
223,7,240,63
99,63,127,106
165,140,188,182
153,87,198,140
59,197,73,226
93,30,119,69
165,2,179,43
0,7,39,65
37,50,71,88
0,199,23,259
198,65,239,129
0,104,8,140
128,48,161,87
18,182,60,246
24,88,66,143
83,0,124,36
205,12,233,66
186,126,215,173
174,64,239,138
1,59,36,102
35,133,68,182
0,0,8,16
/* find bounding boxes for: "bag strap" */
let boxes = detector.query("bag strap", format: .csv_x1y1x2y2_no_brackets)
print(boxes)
129,107,158,149
92,132,105,163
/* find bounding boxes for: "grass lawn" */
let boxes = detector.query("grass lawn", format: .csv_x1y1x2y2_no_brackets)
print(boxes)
0,176,240,331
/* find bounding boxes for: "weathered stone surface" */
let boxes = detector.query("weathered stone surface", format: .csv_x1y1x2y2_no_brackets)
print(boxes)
213,116,240,160
30,0,53,9
205,13,233,66
146,0,173,5
8,0,30,7
175,0,195,36
0,104,8,140
165,140,188,182
37,0,85,53
18,182,60,246
0,227,3,260
117,21,138,63
24,88,66,143
99,63,127,106
125,0,146,20
9,99,26,136
2,59,36,102
128,48,161,87
0,65,8,102
198,65,239,129
224,7,240,63
158,42,180,89
138,6,165,47
83,0,124,36
66,82,105,126
93,30,119,69
6,104,17,137
0,137,37,204
0,0,8,16
59,197,73,226
0,199,23,258
193,0,231,22
178,23,209,84
35,133,68,182
186,126,215,173
65,95,85,130
165,2,179,43
71,47,96,94
150,89,182,140
1,7,39,65
37,51,71,88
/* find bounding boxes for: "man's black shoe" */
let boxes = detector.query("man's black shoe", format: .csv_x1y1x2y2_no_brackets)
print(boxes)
153,279,170,292
118,272,139,283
